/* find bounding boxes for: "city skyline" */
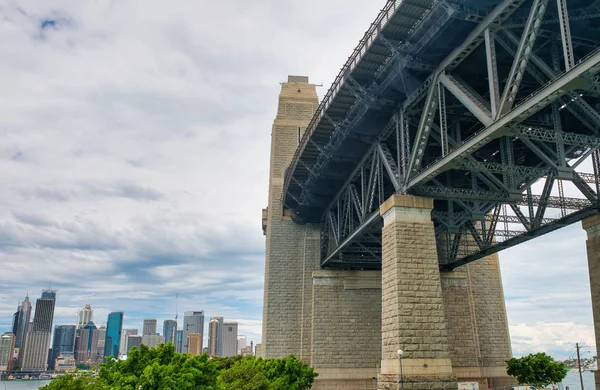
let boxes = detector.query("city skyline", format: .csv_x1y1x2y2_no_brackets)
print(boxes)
0,296,256,351
0,0,595,361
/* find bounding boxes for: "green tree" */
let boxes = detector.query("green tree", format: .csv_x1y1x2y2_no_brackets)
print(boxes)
218,355,317,390
506,353,568,388
40,372,103,390
76,362,92,370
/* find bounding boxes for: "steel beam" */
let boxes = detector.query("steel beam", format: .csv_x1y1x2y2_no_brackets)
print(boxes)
497,0,549,118
407,47,600,189
439,73,493,125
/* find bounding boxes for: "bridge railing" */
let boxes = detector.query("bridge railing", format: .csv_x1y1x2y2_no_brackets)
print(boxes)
282,0,406,206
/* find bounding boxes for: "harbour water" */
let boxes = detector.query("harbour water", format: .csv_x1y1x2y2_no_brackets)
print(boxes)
0,370,595,389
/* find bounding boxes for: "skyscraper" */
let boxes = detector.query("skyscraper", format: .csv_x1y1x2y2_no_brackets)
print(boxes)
176,330,183,353
182,311,204,354
187,333,202,355
104,312,123,358
142,319,157,336
75,321,98,363
22,290,56,371
51,325,76,370
13,295,32,364
208,317,223,357
95,326,106,362
119,329,138,356
237,335,247,355
0,333,16,371
222,322,238,357
163,320,177,346
77,304,93,328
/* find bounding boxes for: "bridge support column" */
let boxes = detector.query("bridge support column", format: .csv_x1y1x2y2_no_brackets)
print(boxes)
583,214,600,390
311,270,381,390
378,195,457,390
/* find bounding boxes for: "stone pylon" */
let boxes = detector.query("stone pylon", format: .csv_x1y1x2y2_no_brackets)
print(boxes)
261,76,320,362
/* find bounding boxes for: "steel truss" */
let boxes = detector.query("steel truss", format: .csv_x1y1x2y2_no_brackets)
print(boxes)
318,0,600,270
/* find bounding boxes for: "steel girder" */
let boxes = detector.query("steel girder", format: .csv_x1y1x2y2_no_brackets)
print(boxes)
316,0,600,270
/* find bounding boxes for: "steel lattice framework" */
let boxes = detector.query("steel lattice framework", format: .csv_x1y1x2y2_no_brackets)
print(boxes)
282,0,600,270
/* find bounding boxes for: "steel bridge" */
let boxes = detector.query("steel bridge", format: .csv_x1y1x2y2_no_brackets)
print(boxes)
282,0,600,271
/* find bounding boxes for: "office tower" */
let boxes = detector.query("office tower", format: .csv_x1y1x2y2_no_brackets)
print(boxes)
176,330,183,353
237,335,247,355
187,333,202,355
96,326,106,361
0,333,16,371
142,334,163,348
125,335,142,352
22,290,56,370
182,311,204,354
142,319,157,336
163,320,177,345
222,322,238,357
13,295,32,364
75,321,99,363
51,325,76,370
208,317,223,356
104,312,123,358
77,304,93,328
119,329,138,355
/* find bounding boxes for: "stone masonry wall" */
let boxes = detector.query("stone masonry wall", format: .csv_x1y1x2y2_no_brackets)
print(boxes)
379,195,456,390
311,270,381,370
262,77,320,361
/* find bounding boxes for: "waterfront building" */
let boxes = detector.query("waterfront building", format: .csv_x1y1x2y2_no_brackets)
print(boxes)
75,321,100,363
222,322,238,357
182,311,204,354
0,333,16,371
54,353,76,372
104,312,123,358
12,295,32,364
77,304,93,328
142,319,157,336
21,290,56,371
187,333,202,355
51,325,76,370
163,319,177,345
208,316,223,356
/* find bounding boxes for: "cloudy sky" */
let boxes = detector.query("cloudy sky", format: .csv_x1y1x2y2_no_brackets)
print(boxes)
0,0,595,359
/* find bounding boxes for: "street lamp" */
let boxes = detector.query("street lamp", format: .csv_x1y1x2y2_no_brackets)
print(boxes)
397,349,404,390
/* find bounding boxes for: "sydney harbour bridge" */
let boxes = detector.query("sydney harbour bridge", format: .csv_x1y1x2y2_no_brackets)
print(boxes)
261,0,600,389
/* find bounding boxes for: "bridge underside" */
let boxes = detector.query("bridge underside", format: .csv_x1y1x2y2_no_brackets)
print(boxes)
282,0,600,271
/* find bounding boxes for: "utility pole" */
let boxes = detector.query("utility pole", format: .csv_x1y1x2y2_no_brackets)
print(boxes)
576,342,584,390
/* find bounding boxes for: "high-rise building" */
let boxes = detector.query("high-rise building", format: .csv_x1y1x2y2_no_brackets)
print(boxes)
208,317,223,357
142,334,163,348
96,326,106,361
142,319,157,336
0,333,16,371
125,335,142,352
119,329,138,355
104,312,123,359
163,320,177,346
77,304,93,328
22,290,56,371
237,335,247,355
176,330,183,353
222,322,238,357
51,325,76,370
187,333,202,355
182,311,204,354
74,321,100,363
13,295,32,364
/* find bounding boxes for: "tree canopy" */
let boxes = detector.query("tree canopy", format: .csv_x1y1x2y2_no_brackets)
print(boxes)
506,352,568,388
41,343,317,390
